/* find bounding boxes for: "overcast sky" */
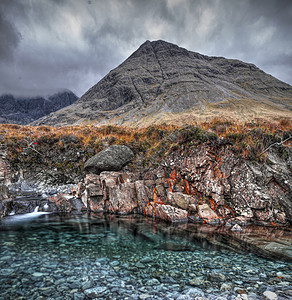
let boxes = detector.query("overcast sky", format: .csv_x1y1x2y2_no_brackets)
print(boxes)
0,0,291,97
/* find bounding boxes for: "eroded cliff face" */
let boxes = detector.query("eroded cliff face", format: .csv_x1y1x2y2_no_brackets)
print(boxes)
79,143,291,226
0,131,291,226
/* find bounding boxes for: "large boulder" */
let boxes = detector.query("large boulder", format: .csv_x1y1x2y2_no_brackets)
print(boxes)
145,202,188,222
108,182,138,214
84,145,134,174
47,194,86,213
167,191,195,210
197,203,220,225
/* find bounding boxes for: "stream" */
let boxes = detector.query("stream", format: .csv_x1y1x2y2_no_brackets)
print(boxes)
0,212,291,299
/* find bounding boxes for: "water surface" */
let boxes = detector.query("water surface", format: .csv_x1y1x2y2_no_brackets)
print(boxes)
0,213,291,299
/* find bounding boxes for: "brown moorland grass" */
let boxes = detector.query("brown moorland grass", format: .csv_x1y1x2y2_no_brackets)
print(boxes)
0,117,291,167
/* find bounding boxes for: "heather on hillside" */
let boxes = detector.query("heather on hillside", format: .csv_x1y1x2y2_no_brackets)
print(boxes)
0,118,291,185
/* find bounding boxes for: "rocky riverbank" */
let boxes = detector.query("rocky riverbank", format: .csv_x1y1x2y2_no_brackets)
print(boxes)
0,136,292,263
76,141,291,227
0,123,291,226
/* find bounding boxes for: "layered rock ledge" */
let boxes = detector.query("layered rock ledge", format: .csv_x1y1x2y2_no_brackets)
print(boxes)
74,140,291,226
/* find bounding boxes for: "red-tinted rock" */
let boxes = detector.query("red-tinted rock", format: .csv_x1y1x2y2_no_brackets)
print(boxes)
108,182,138,214
135,180,150,210
198,203,220,224
254,210,273,222
167,191,194,210
160,143,292,225
145,202,188,222
47,194,73,213
82,174,104,211
77,182,86,198
100,171,121,187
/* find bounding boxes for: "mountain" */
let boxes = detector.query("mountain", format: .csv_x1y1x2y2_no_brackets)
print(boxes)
34,40,292,126
0,90,78,125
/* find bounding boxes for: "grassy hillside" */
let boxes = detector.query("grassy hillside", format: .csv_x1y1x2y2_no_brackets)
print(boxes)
0,117,291,184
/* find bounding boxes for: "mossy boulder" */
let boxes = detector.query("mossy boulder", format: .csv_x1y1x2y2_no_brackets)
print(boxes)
84,145,134,175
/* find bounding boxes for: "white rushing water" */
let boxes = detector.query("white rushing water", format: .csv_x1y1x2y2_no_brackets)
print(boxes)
2,206,51,223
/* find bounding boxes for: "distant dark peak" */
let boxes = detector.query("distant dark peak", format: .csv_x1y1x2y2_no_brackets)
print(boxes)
0,90,78,125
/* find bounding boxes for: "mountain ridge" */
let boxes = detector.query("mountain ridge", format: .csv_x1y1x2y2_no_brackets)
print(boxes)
33,40,292,127
0,90,78,125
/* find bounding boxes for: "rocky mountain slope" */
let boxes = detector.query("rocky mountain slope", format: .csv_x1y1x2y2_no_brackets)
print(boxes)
34,40,292,127
0,90,78,125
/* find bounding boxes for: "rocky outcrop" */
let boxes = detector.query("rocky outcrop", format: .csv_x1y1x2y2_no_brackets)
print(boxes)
34,40,292,126
84,145,134,174
0,146,11,186
46,194,85,214
80,172,140,215
157,144,291,225
0,146,11,218
79,170,226,223
0,185,9,202
145,203,188,222
0,90,78,125
80,142,291,225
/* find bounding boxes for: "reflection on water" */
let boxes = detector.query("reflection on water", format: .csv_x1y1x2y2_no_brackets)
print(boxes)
0,213,291,299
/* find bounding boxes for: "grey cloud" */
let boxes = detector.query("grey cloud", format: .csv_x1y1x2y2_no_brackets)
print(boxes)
0,0,291,97
0,6,21,61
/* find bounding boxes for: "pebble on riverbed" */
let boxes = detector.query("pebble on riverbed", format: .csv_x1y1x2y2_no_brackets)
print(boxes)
263,290,278,300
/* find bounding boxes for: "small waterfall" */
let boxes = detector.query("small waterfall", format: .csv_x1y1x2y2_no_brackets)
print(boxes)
3,205,51,223
44,203,49,210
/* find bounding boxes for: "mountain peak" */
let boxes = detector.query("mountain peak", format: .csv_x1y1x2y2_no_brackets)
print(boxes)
135,39,187,52
130,39,208,64
33,40,292,127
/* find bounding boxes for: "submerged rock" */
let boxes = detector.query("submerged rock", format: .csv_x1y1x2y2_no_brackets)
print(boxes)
263,291,278,300
84,145,134,174
154,242,194,251
84,286,107,298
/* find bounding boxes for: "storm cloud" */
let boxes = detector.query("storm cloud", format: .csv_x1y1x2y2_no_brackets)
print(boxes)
0,0,291,97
